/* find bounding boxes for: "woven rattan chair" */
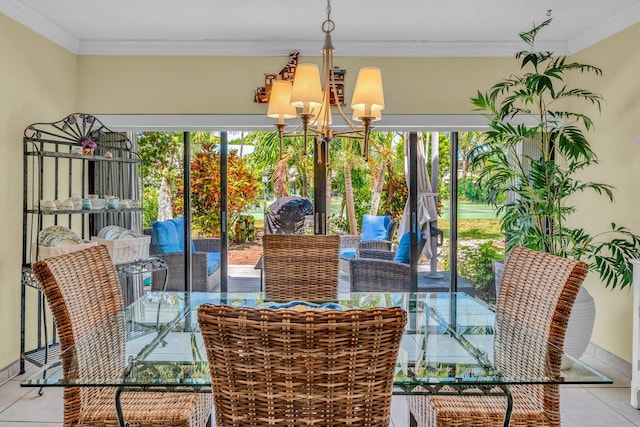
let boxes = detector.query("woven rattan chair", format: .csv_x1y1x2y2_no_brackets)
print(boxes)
406,245,589,427
32,245,212,427
262,234,340,300
198,304,407,427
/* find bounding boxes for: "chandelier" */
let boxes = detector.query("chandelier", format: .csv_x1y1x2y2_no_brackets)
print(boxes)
266,0,385,163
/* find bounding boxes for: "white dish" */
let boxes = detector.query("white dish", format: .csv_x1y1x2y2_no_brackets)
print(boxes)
38,226,83,247
97,226,140,240
98,225,123,239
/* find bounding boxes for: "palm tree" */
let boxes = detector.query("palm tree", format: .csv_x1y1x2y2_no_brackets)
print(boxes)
246,131,312,198
368,132,395,215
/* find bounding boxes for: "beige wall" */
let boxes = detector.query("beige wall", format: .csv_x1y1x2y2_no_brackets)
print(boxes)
2,11,639,371
0,14,77,370
567,23,640,360
77,55,517,115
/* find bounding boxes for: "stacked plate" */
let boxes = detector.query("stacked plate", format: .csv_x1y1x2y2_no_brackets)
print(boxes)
97,226,140,240
38,226,83,247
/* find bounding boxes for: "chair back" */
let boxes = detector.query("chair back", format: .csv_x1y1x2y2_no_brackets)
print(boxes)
495,245,588,420
198,304,407,427
32,245,125,426
495,246,588,374
387,218,398,242
263,234,340,301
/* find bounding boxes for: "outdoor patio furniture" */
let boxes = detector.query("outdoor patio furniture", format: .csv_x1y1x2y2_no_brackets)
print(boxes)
339,214,397,273
262,234,340,300
144,217,221,291
31,244,212,427
197,303,407,427
349,231,428,292
406,245,590,427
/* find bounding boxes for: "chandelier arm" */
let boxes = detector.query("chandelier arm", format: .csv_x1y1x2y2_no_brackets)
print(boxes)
330,81,360,130
331,129,365,138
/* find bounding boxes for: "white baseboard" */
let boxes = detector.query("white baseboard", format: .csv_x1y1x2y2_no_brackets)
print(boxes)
584,342,632,378
0,360,22,386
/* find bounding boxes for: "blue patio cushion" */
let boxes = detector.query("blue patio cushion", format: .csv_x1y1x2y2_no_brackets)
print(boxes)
394,231,422,264
339,248,357,260
361,214,391,241
207,252,221,275
259,301,344,310
151,220,181,254
168,217,196,252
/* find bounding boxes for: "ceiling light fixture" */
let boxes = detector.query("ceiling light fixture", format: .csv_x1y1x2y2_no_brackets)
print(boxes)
266,0,385,164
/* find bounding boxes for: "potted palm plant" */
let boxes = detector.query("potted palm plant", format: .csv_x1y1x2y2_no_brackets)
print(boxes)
470,18,640,361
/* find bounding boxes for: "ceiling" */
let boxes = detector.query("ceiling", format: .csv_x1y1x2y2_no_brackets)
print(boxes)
2,0,640,57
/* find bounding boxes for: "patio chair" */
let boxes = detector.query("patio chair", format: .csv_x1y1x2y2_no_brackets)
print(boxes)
32,244,212,427
339,215,397,269
144,216,221,291
349,230,428,292
262,234,340,301
197,303,407,427
406,245,589,426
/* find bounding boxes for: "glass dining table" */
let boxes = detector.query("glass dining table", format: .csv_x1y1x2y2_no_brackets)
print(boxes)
21,291,611,427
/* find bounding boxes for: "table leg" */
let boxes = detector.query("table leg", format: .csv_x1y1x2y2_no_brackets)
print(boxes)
497,384,513,427
115,387,128,427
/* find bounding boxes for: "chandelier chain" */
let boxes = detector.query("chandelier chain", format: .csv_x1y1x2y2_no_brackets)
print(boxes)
323,0,334,34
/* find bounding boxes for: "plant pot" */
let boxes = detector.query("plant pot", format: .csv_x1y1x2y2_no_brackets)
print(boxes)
562,286,596,369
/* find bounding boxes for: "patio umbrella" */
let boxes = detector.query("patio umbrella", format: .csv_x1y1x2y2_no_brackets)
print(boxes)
398,133,438,258
264,196,314,234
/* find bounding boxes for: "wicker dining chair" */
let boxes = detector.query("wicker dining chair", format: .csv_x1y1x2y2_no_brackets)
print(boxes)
406,245,589,427
32,245,212,427
262,234,340,301
198,304,407,427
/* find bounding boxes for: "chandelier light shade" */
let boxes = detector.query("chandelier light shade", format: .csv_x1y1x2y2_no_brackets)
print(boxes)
290,64,323,111
266,0,384,162
267,80,297,123
350,67,385,114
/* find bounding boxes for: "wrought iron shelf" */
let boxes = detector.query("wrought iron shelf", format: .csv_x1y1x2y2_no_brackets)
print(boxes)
26,207,145,215
22,343,60,368
21,113,144,374
25,150,141,163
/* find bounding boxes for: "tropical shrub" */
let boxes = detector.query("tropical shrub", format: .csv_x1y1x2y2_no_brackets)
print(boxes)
469,18,640,289
174,144,260,237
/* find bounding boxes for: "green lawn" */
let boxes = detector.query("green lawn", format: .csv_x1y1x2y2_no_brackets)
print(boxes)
440,200,498,220
243,199,503,240
439,200,503,240
438,218,503,240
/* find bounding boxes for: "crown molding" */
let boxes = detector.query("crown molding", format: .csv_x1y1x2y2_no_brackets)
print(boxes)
567,2,640,54
2,0,637,57
78,39,569,57
0,0,79,53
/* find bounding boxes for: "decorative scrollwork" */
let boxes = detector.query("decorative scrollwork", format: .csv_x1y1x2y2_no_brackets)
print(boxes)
24,113,131,151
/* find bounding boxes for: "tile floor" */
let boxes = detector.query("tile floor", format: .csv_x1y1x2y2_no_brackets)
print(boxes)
3,266,640,426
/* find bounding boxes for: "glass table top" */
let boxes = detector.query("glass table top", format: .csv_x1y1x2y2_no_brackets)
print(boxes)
22,291,611,392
